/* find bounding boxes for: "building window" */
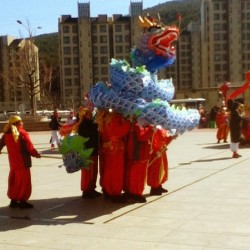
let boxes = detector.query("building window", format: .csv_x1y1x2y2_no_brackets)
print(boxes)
92,25,97,33
214,24,220,31
74,78,79,86
215,54,221,61
100,35,107,43
101,67,108,74
73,36,78,44
214,33,221,41
100,25,107,32
73,47,78,54
116,46,123,53
64,57,71,65
73,57,79,65
125,46,131,53
100,46,108,54
93,57,98,64
64,68,72,76
93,46,98,54
101,57,108,64
124,24,130,30
65,79,72,86
63,47,71,55
63,26,70,33
72,25,78,33
115,24,122,32
214,64,221,71
115,35,122,42
214,13,220,20
125,35,130,42
74,68,79,75
63,36,70,44
92,36,97,43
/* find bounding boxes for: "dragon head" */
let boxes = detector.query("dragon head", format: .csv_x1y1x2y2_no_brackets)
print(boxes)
131,16,179,73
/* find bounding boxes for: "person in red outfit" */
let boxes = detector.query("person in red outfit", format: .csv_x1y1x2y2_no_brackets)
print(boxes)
0,116,41,209
124,120,154,203
74,108,101,199
97,109,131,202
147,126,176,196
216,107,229,143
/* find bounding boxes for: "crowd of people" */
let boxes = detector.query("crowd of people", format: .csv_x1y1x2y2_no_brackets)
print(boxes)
66,108,177,203
0,108,177,208
0,97,248,209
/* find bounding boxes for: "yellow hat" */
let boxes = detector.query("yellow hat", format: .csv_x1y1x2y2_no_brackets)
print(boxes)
9,115,22,124
3,116,22,142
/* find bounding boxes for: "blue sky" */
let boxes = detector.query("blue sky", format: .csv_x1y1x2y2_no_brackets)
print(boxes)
0,0,169,37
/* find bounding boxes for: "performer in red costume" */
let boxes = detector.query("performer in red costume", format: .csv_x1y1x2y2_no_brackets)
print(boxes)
215,107,229,143
0,116,41,209
147,126,176,196
124,120,154,203
97,109,131,202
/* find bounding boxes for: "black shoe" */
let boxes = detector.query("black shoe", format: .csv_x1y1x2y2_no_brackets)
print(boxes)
130,194,147,203
149,187,162,196
110,195,128,203
82,191,96,199
91,190,102,197
9,200,19,208
19,201,34,209
159,186,168,193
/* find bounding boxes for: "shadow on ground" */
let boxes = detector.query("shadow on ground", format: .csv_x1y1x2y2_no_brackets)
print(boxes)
0,195,131,232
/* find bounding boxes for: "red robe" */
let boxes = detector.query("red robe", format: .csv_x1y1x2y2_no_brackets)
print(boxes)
147,128,173,188
0,127,40,202
216,111,229,141
99,113,131,196
125,123,154,195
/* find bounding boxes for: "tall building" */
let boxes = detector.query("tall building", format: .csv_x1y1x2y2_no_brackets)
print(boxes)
0,35,39,112
58,1,143,108
58,0,250,110
199,0,250,105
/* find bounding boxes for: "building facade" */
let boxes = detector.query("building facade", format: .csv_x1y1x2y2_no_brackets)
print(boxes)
58,0,250,110
0,36,40,112
58,1,143,108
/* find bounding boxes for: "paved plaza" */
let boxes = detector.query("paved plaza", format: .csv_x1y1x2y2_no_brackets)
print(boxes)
0,129,250,249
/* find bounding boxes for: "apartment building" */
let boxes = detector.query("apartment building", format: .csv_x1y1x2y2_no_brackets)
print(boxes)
199,0,250,105
58,1,143,108
58,0,250,110
0,36,39,112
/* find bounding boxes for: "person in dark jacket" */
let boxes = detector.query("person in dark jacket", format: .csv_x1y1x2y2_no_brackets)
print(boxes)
75,108,101,199
49,110,63,148
228,100,243,158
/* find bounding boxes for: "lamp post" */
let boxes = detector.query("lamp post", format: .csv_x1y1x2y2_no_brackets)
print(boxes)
16,20,42,117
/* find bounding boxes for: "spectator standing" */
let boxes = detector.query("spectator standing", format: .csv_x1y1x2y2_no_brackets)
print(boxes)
209,105,220,128
49,110,63,148
228,100,243,158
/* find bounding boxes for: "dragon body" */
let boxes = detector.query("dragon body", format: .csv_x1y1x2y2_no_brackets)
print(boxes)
89,16,200,134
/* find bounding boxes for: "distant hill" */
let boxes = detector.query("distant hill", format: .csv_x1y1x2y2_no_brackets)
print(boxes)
143,0,201,28
35,32,59,65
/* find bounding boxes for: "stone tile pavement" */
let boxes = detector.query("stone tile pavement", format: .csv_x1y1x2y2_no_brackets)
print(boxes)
0,129,249,249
